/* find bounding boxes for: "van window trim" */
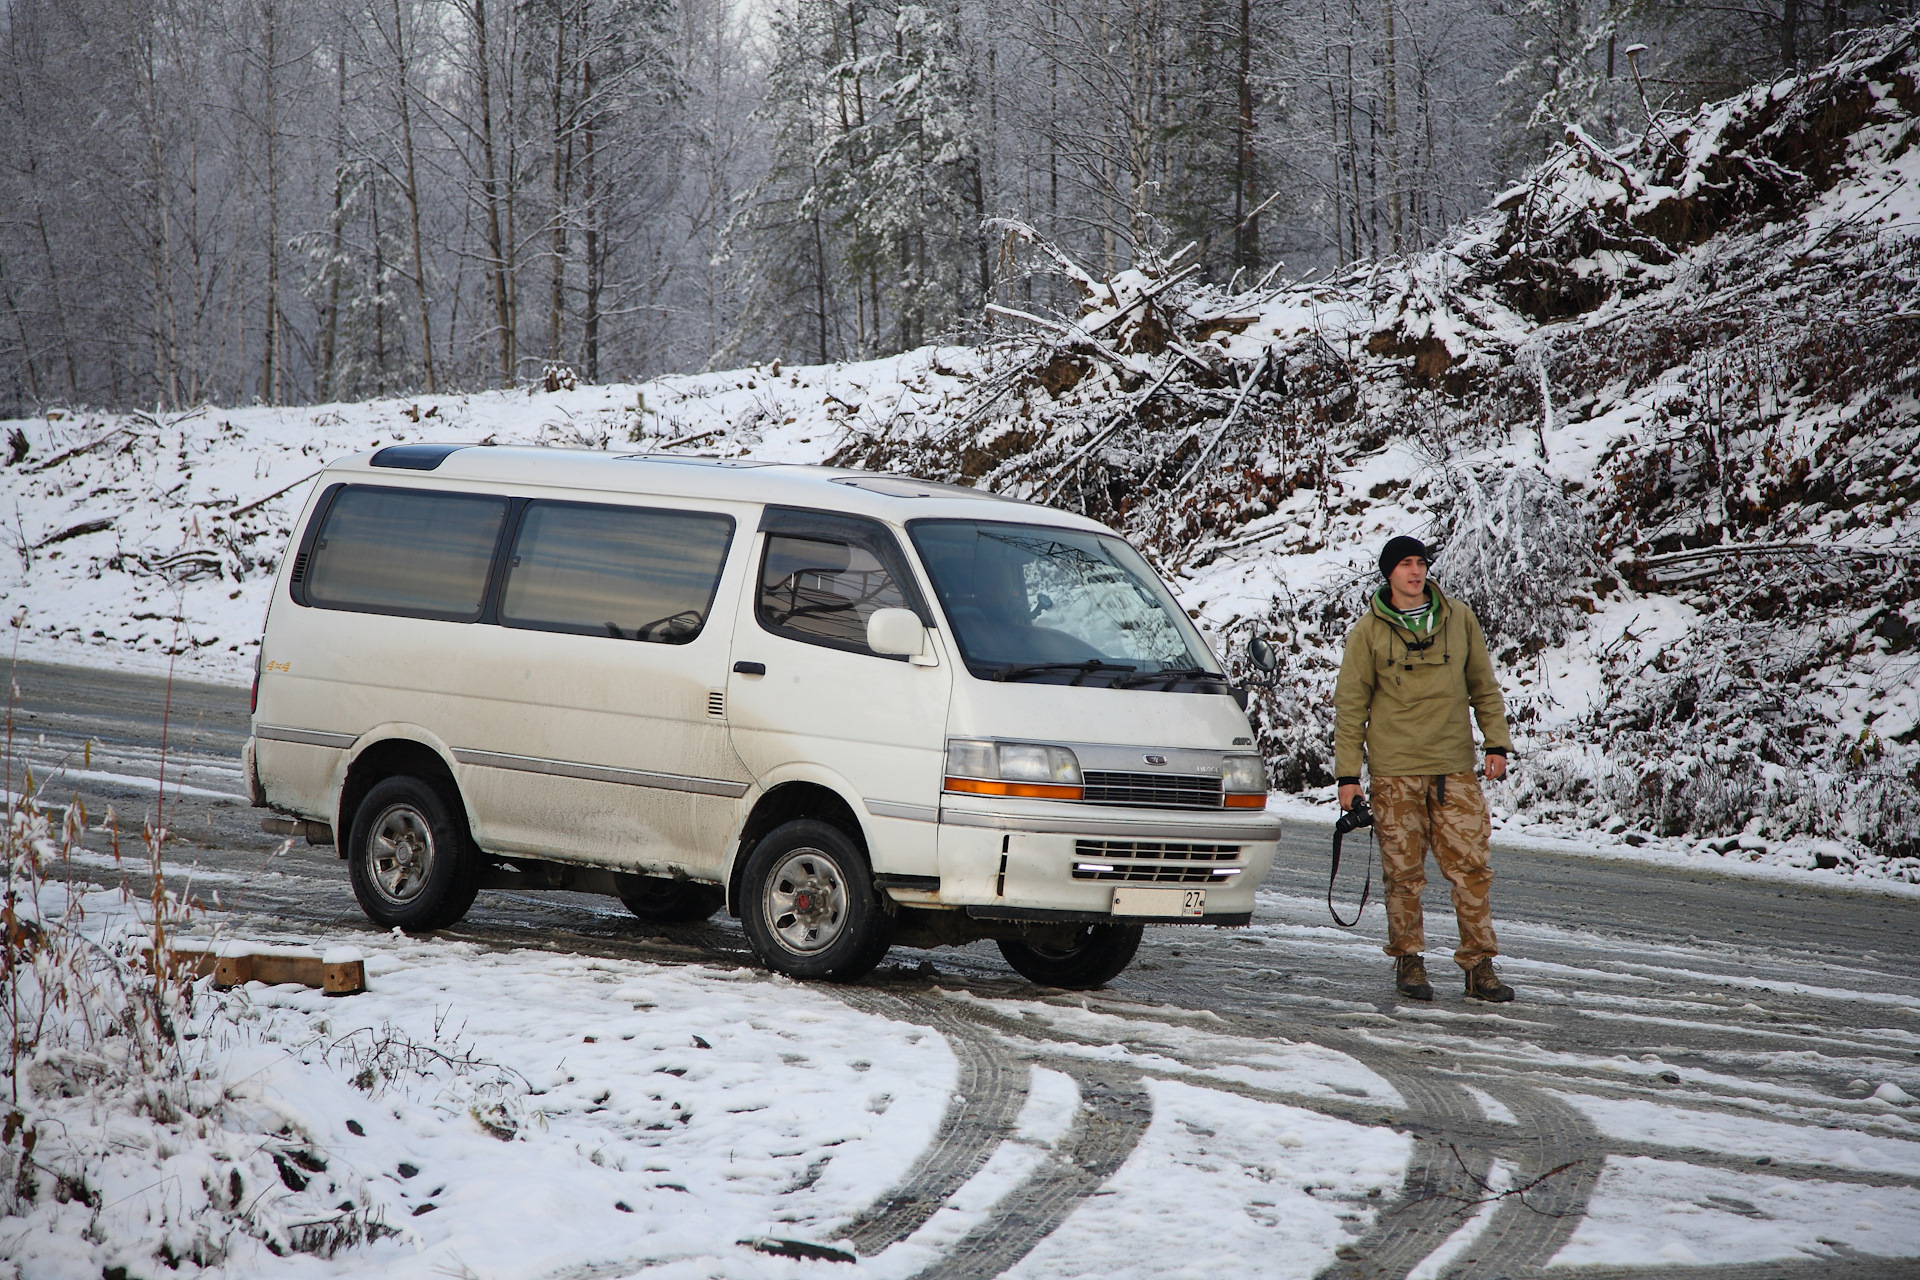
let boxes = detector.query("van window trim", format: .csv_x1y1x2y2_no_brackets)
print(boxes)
288,482,345,608
293,481,514,624
753,506,933,658
492,496,737,644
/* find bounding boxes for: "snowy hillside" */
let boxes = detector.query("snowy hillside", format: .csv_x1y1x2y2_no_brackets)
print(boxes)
4,24,1917,883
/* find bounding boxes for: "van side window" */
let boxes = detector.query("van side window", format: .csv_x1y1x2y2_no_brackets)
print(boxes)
759,535,911,653
500,501,734,643
304,486,507,621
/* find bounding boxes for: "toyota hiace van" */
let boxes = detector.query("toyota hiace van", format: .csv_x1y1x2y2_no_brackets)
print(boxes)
246,444,1280,986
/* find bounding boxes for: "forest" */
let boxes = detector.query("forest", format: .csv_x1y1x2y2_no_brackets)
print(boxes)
1,0,1908,414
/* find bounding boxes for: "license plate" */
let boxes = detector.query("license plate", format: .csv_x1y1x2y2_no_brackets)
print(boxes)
1111,886,1206,917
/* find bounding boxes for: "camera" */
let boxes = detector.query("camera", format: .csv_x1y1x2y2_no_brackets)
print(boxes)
1335,797,1374,835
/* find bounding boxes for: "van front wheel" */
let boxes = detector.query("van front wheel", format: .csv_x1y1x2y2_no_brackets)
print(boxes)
347,776,481,931
740,820,893,981
998,923,1143,989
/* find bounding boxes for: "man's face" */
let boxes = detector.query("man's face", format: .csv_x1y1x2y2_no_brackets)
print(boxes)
1389,555,1429,600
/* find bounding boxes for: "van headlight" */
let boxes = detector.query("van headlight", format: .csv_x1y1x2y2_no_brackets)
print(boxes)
1222,755,1270,809
945,740,1084,800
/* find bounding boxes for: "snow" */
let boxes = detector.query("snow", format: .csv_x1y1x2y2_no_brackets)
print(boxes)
1461,1085,1517,1126
1001,1078,1410,1280
1550,1155,1920,1267
2,869,1432,1280
1551,1092,1920,1176
8,884,963,1280
942,990,1406,1108
859,1068,1080,1279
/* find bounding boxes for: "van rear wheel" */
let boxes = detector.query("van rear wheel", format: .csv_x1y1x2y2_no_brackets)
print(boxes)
740,820,893,982
615,874,725,924
998,923,1143,989
347,776,481,931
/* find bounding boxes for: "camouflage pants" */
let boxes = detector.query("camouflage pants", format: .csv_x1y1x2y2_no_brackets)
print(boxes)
1370,772,1498,969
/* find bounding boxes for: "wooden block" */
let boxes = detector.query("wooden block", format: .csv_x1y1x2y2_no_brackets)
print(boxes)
143,946,219,980
161,943,368,996
251,954,325,986
213,954,255,989
323,959,367,996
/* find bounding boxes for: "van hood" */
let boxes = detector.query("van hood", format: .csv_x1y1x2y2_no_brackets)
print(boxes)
944,677,1254,751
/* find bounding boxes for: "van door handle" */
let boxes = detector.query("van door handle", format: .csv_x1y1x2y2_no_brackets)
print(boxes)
732,661,766,676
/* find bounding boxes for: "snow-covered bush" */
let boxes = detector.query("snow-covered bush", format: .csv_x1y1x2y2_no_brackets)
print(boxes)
2,783,408,1271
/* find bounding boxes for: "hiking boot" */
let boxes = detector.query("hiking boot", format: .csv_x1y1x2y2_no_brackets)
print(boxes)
1394,954,1434,1001
1464,958,1515,1003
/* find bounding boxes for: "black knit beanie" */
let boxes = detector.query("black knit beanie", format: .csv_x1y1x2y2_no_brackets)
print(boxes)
1378,535,1434,578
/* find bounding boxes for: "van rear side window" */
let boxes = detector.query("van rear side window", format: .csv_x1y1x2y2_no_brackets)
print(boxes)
305,486,507,621
501,501,734,643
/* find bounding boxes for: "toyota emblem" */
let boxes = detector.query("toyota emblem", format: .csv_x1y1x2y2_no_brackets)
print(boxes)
1143,754,1168,766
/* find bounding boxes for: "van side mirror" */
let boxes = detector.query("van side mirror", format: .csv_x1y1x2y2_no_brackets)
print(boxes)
868,608,936,665
1248,637,1279,673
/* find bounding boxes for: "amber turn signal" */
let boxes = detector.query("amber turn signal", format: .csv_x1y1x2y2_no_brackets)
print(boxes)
1223,792,1269,809
943,776,1085,801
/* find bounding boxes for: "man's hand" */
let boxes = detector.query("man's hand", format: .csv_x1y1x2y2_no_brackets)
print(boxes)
1485,753,1508,781
1339,782,1363,811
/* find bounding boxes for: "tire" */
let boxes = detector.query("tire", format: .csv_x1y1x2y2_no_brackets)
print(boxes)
997,923,1144,989
347,775,481,931
615,873,725,924
739,819,893,982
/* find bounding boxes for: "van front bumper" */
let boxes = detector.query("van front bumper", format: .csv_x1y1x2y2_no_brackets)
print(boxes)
932,797,1279,923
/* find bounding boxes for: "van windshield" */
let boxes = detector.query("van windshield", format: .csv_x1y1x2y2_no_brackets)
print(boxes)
908,519,1226,690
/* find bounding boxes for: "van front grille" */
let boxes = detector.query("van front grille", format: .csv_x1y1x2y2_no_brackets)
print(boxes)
1071,862,1234,884
1081,771,1223,809
1075,840,1241,862
706,690,725,718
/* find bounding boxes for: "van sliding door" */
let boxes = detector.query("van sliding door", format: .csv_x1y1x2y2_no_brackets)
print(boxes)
454,498,754,874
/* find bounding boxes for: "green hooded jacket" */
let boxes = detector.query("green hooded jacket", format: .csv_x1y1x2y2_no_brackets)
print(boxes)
1332,581,1512,779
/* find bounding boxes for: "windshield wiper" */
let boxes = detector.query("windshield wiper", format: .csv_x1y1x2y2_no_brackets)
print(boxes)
1108,665,1219,690
990,659,1137,685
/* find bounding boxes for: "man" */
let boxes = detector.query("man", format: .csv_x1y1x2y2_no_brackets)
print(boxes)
1333,535,1516,1003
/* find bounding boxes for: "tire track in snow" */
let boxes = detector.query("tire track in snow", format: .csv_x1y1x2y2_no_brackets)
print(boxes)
905,1065,1150,1280
1450,1082,1604,1279
1308,1040,1496,1280
835,991,1035,1255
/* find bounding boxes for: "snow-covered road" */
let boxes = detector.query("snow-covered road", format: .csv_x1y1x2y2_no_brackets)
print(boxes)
9,659,1920,1280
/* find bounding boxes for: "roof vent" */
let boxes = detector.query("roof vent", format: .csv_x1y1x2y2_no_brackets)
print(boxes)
369,443,469,470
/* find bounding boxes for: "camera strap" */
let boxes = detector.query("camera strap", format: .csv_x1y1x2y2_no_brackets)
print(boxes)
1328,819,1374,928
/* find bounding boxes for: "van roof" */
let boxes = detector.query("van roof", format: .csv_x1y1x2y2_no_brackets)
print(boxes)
323,445,1114,534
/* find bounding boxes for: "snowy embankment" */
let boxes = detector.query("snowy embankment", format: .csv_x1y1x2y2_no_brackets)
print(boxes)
0,350,963,682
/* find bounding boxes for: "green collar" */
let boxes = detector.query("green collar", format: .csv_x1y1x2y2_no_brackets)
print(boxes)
1377,586,1437,636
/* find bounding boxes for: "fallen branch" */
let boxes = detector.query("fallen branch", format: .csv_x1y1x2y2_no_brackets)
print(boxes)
1177,348,1273,489
1393,1144,1582,1220
32,517,114,549
24,424,142,474
655,427,724,449
223,469,324,520
1038,361,1185,502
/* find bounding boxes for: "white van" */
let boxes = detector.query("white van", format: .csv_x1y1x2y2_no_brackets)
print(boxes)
246,444,1280,987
